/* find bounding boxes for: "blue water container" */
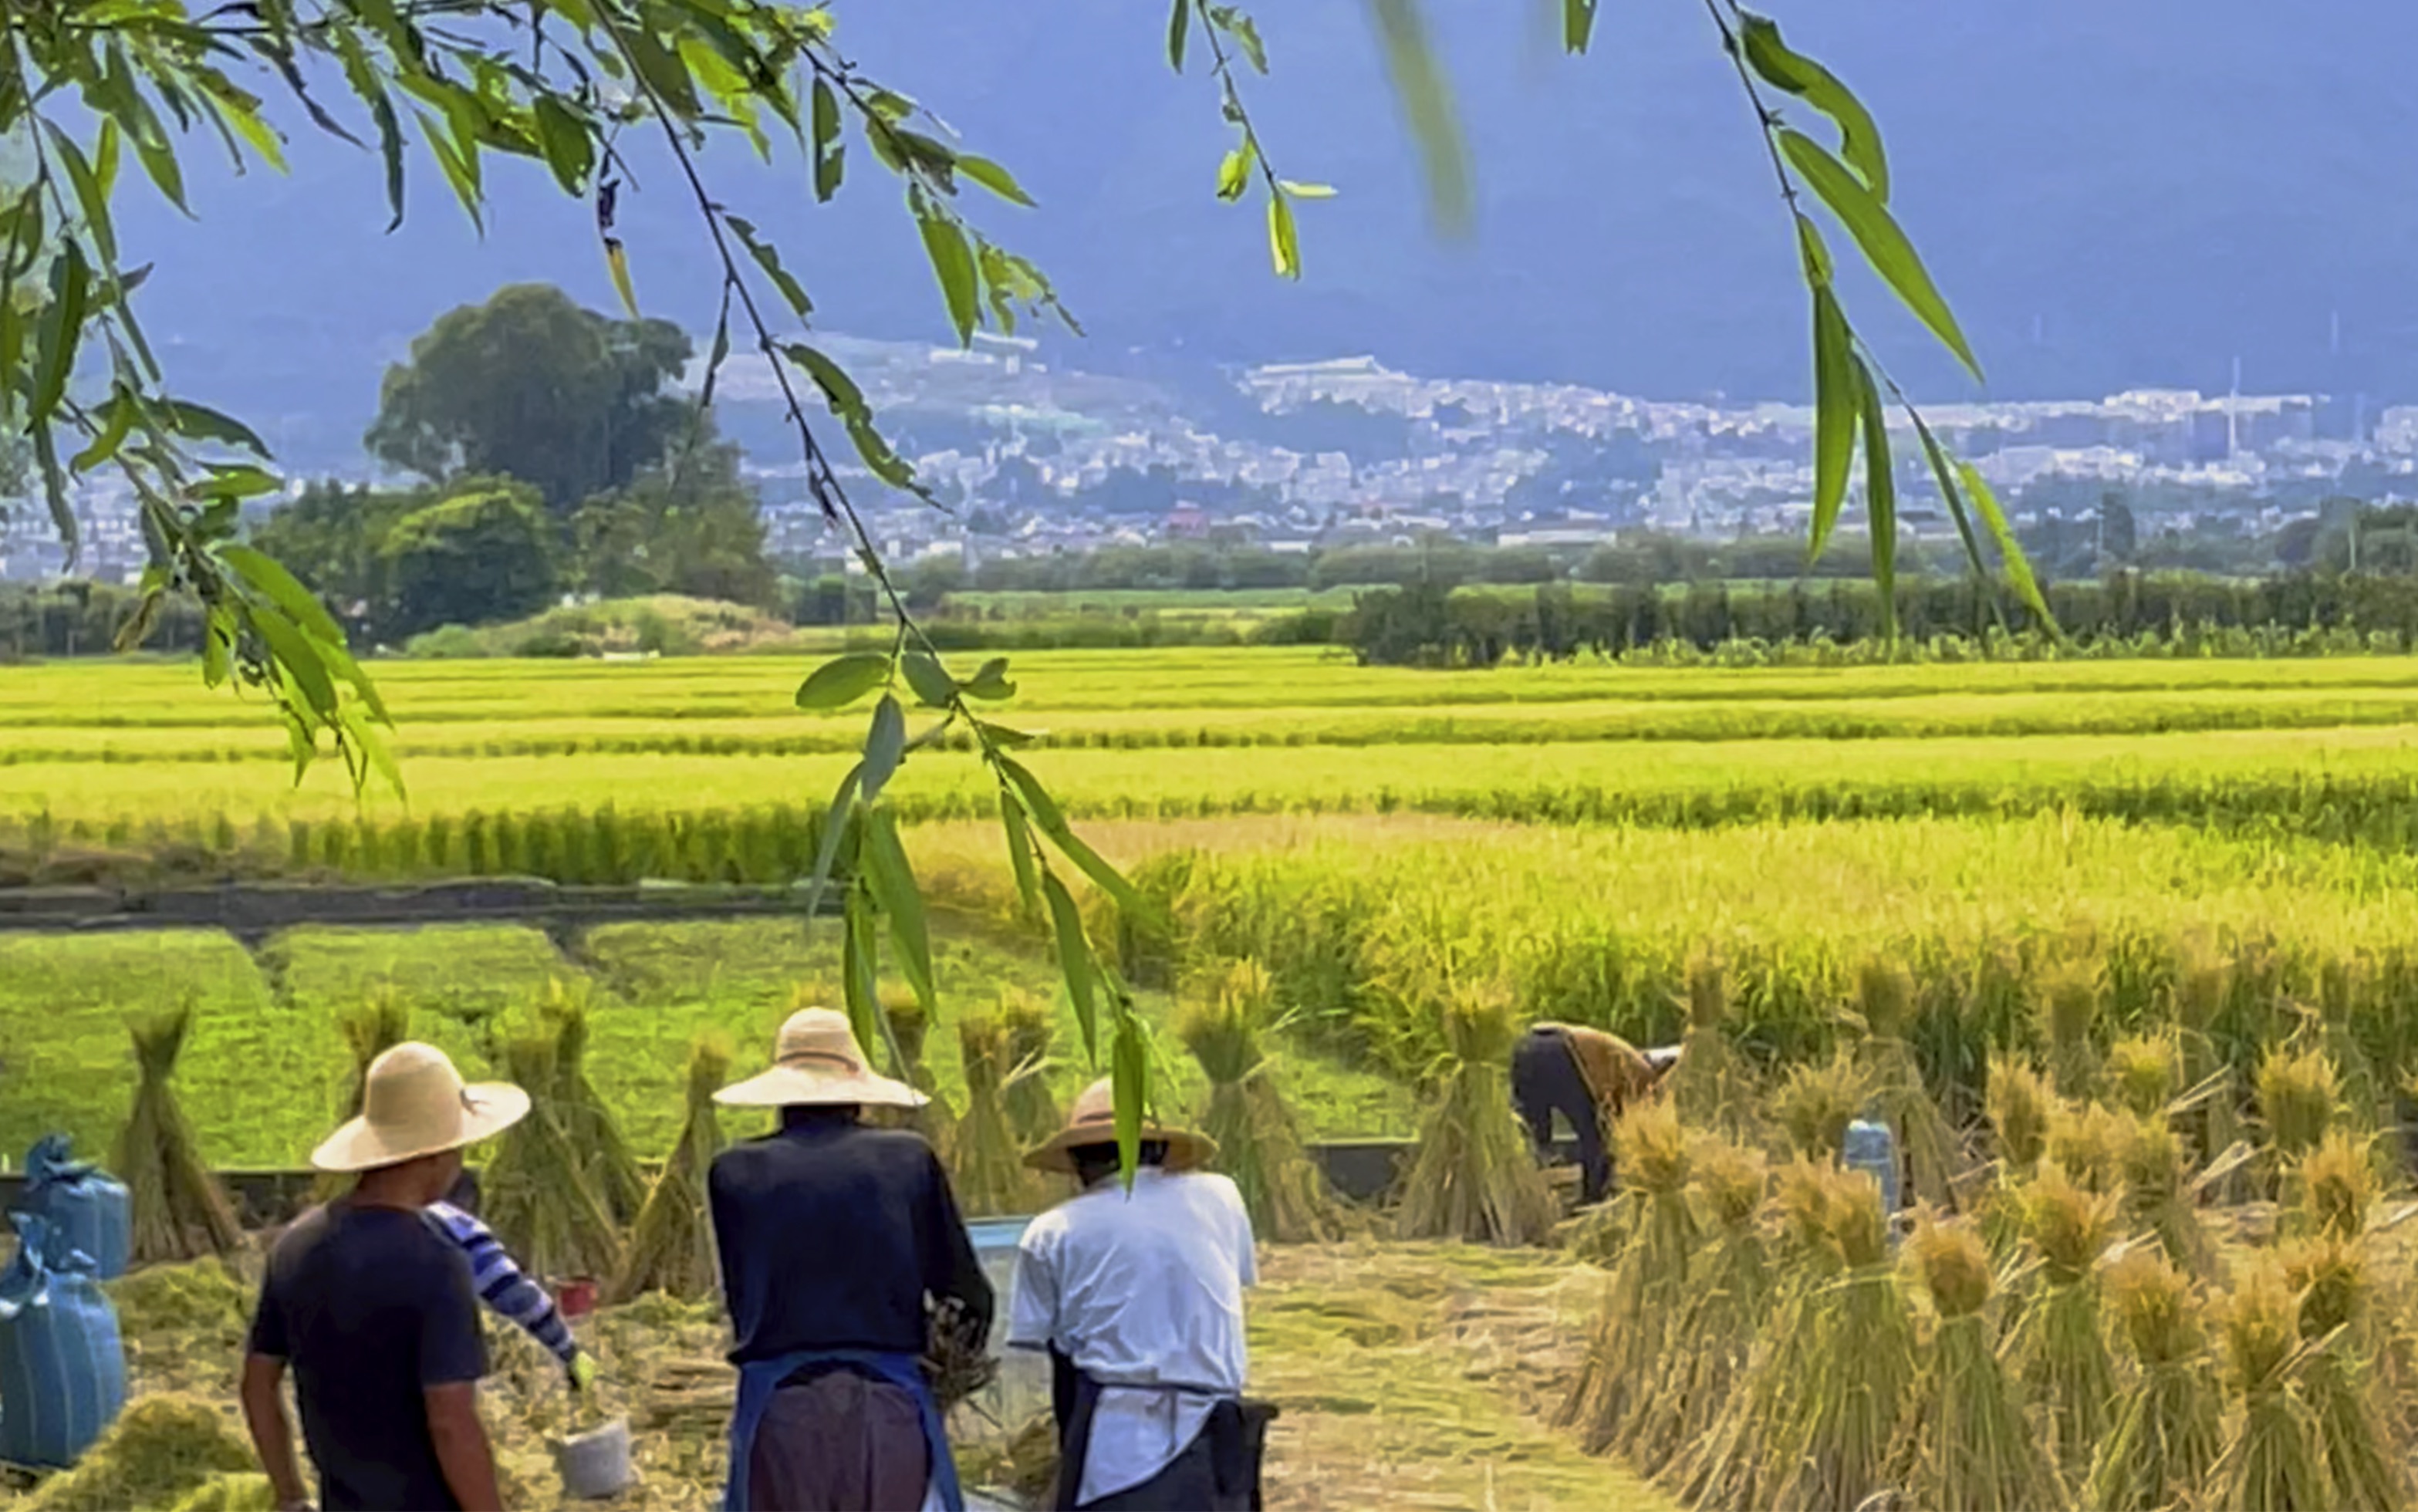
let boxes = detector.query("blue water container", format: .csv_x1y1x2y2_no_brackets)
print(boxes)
0,1212,128,1469
12,1136,130,1282
1842,1119,1903,1217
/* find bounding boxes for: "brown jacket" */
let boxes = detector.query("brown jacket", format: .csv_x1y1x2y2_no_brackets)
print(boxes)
1539,1023,1660,1126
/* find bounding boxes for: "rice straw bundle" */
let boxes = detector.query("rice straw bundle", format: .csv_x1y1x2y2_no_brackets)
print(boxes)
314,991,412,1203
1396,986,1553,1247
2119,1112,2214,1277
1619,1134,1771,1470
1176,959,1339,1244
924,1294,998,1416
1984,1055,2052,1175
2258,1045,2341,1164
2296,1128,2379,1242
114,1003,242,1264
1774,1049,1871,1163
2312,957,2385,1131
1853,960,1958,1207
2006,1166,2121,1483
2107,1033,2181,1119
541,979,647,1223
1669,949,1748,1134
2202,1258,2332,1512
2040,960,2103,1099
997,989,1062,1149
481,1028,623,1281
2171,940,2244,1185
880,989,957,1153
610,1035,728,1302
1902,1218,2066,1512
1562,1099,1700,1454
1765,1163,1916,1512
954,1011,1046,1217
2284,1237,2412,1511
2085,1248,2223,1512
2043,1099,2126,1196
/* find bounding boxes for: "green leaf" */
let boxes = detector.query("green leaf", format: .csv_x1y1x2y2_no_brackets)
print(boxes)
1778,129,1981,382
1000,791,1042,918
726,214,813,319
219,544,345,648
1852,356,1896,641
1909,408,2006,632
1277,180,1336,199
1216,145,1252,203
1168,0,1192,71
1266,192,1299,279
532,96,594,196
964,656,1015,700
843,880,880,1054
1739,12,1887,201
974,718,1035,747
1957,459,2055,630
603,237,639,317
70,387,135,474
164,400,269,455
1221,10,1269,73
620,25,701,116
1363,0,1472,233
1564,0,1596,54
958,155,1035,208
860,694,907,804
802,764,863,916
900,650,957,708
998,757,1151,919
1043,871,1099,1064
845,415,919,491
863,806,935,1011
411,107,482,232
1808,285,1855,559
250,605,338,722
811,79,844,202
917,210,980,346
197,464,283,500
1113,1014,1150,1186
44,124,117,267
795,650,890,710
337,705,406,802
1793,211,1833,288
201,602,235,689
32,245,90,426
784,342,868,420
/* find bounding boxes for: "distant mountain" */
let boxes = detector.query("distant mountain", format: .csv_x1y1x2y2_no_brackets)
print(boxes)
106,0,2418,474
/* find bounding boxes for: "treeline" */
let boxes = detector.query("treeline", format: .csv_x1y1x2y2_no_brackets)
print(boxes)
1342,571,2418,665
0,582,209,659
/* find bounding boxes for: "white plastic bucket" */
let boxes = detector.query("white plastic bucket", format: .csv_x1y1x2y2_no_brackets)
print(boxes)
556,1415,635,1500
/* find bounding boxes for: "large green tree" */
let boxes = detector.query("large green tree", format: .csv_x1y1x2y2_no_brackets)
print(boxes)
366,285,694,515
572,437,779,607
379,481,559,638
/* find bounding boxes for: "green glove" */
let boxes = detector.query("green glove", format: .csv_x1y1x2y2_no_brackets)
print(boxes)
569,1352,599,1393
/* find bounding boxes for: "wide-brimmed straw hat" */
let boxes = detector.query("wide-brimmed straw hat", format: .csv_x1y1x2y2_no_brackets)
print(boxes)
1024,1077,1218,1175
311,1042,532,1173
714,1008,927,1109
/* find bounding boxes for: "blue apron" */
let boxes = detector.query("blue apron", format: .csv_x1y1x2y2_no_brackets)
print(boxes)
723,1348,962,1512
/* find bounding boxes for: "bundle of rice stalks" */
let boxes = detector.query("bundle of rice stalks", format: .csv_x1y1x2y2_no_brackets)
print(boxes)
924,1294,998,1414
1669,948,1748,1134
167,1475,276,1512
998,988,1062,1149
2007,1166,2121,1483
2202,1258,2332,1512
2312,957,2386,1131
1561,1099,1700,1454
1619,1134,1771,1470
1984,1055,2052,1175
2120,1112,2214,1278
610,1035,729,1303
2086,1248,2223,1512
482,1028,623,1282
2297,1129,2379,1242
2043,1099,2126,1196
1396,986,1554,1247
2170,940,2245,1186
113,1003,242,1264
22,1392,255,1512
2039,960,2104,1099
2108,1033,2181,1119
1902,1218,2066,1512
2285,1237,2413,1511
1853,960,1960,1208
954,1011,1048,1217
1176,959,1339,1244
314,990,414,1203
880,988,957,1153
1765,1163,1917,1512
1774,1049,1871,1163
2259,1044,2341,1164
541,979,647,1223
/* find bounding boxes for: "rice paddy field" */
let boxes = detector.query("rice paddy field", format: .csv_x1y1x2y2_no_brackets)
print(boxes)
13,641,2418,1510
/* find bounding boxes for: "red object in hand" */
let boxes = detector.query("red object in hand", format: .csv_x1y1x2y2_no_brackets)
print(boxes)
558,1277,597,1320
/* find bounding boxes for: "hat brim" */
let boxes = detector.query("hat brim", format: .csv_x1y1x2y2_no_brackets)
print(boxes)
713,1064,927,1109
1024,1122,1218,1176
309,1082,532,1174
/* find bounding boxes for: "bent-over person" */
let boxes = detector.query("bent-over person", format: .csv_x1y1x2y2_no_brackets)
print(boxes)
1008,1079,1273,1510
709,1007,993,1512
1509,1022,1677,1206
242,1042,527,1512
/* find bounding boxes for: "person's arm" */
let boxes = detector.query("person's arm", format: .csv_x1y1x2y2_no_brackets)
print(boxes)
424,1382,504,1512
430,1203,582,1371
239,1355,313,1511
707,1156,751,1323
924,1152,995,1345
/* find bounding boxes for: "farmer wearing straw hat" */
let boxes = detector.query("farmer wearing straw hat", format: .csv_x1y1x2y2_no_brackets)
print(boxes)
708,1007,993,1512
1510,1022,1680,1207
241,1043,529,1512
1008,1078,1273,1511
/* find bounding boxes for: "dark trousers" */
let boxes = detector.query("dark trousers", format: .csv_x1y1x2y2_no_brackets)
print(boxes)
1511,1026,1609,1203
748,1368,930,1512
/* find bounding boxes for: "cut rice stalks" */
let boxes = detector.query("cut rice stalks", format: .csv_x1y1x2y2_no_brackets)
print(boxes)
1774,1048,1871,1164
2107,1032,2181,1120
880,988,957,1156
1765,1163,1916,1512
482,1026,623,1283
1560,1099,1700,1455
2258,1045,2342,1201
1617,1132,1771,1471
2039,960,2104,1100
954,1011,1049,1217
2043,1099,2126,1197
541,977,648,1223
1395,984,1553,1247
2119,1112,2215,1278
2085,1248,2223,1512
997,988,1062,1150
1176,958,1339,1244
610,1034,729,1303
2171,941,2244,1195
1852,960,1960,1208
2004,1166,2120,1486
1669,949,1751,1136
2285,1237,2413,1512
114,1001,243,1264
1901,1217,2066,1512
2201,1257,2333,1512
312,990,411,1203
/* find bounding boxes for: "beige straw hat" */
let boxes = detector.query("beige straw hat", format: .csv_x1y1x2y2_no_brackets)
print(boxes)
714,1008,927,1109
1025,1077,1218,1175
311,1041,532,1173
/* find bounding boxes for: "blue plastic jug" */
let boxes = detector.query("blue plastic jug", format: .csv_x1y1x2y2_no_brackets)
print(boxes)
14,1136,130,1283
0,1212,128,1469
1842,1119,1903,1217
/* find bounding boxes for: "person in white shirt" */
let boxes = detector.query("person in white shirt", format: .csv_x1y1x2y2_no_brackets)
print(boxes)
1008,1078,1272,1511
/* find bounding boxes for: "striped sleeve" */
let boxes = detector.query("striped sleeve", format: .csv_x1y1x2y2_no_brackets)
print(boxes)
424,1202,580,1368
